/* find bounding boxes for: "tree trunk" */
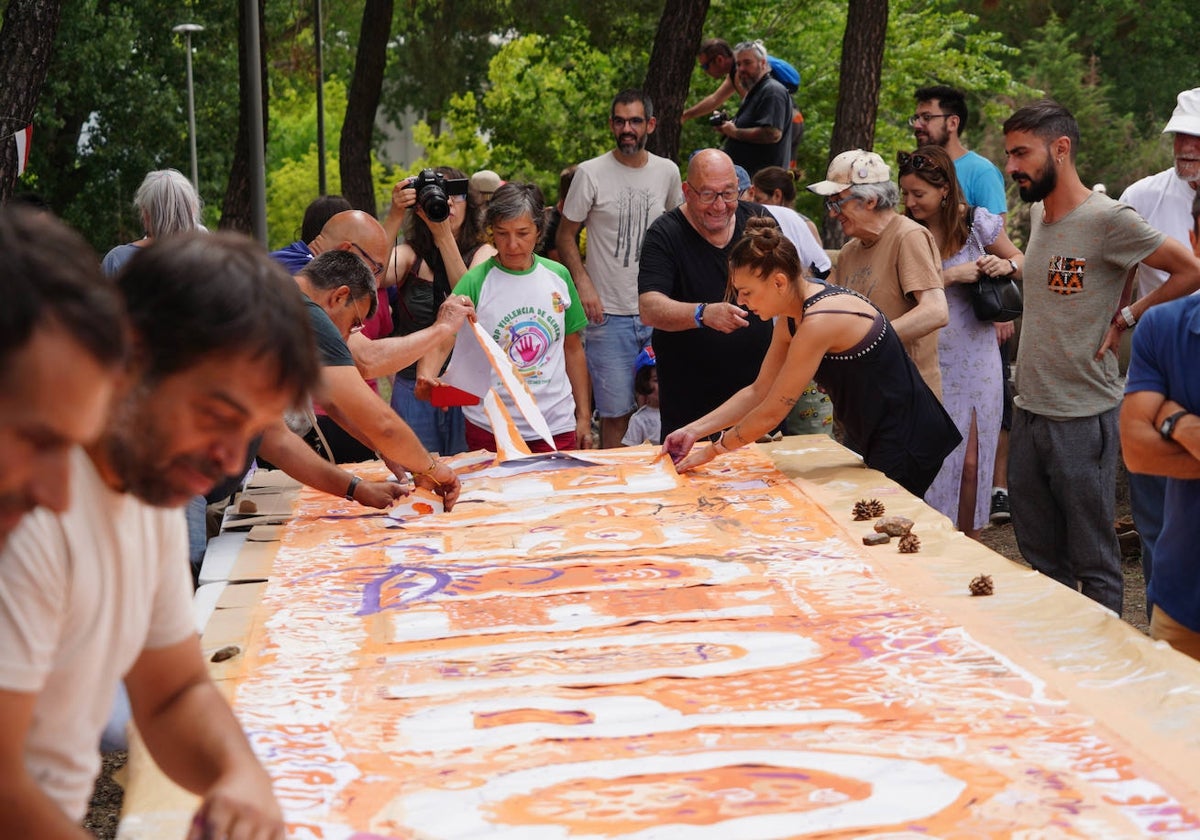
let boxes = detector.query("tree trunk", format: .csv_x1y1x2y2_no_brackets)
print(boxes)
824,0,888,248
219,0,269,234
0,0,64,203
643,0,710,166
340,0,394,217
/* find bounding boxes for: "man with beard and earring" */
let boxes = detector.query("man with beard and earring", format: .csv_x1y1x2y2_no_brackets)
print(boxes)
1117,88,1200,604
0,233,317,837
1002,100,1200,615
557,89,683,447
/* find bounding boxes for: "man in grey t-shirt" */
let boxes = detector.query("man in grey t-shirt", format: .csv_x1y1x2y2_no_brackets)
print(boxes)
557,89,683,447
1002,100,1200,614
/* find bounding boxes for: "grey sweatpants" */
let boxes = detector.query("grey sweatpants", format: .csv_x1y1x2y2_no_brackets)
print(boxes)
1009,406,1123,615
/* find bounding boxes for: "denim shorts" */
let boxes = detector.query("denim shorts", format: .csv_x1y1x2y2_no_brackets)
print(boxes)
584,314,654,418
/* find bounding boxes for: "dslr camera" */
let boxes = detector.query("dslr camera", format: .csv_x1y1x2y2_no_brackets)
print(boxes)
709,110,731,127
411,168,469,222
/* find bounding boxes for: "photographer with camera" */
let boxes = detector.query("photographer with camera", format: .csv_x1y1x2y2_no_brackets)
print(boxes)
382,167,496,455
716,41,793,177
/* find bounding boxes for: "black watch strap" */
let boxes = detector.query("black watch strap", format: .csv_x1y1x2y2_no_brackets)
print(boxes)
1160,409,1188,441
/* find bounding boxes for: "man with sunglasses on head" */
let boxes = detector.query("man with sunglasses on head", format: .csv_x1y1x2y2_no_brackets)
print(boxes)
639,149,776,436
557,89,683,448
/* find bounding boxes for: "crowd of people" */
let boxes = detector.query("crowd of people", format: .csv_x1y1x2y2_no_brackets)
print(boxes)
2,30,1200,835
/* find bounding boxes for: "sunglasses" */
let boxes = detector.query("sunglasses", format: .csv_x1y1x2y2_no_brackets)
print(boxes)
896,151,938,173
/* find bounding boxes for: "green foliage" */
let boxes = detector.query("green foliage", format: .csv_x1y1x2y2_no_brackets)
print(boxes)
407,20,644,193
264,76,396,250
993,13,1169,197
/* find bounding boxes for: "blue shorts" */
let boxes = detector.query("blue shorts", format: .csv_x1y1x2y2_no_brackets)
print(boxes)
584,314,653,418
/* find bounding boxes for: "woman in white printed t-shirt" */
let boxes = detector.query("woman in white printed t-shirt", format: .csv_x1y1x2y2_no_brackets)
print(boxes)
420,183,594,452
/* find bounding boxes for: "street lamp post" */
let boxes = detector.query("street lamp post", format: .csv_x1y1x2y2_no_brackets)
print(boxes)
172,23,205,191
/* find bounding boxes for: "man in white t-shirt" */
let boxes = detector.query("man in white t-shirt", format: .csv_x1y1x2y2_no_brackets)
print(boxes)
0,207,126,551
557,89,683,447
1117,87,1200,595
0,233,321,838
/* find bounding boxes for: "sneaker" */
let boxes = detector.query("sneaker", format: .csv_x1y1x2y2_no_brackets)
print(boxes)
989,489,1011,525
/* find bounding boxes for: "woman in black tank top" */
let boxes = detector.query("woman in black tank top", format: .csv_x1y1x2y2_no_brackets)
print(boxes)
664,218,960,497
379,167,497,455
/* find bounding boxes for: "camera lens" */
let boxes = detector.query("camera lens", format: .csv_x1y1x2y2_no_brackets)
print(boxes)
419,186,450,222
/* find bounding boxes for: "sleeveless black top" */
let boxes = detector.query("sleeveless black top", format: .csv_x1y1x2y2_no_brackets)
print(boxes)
391,245,481,379
789,285,960,497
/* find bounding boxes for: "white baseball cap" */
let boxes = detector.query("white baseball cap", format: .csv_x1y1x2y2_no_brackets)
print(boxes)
806,149,891,196
1163,88,1200,137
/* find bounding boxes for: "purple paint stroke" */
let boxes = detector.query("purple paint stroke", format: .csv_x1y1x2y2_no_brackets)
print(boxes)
357,564,455,615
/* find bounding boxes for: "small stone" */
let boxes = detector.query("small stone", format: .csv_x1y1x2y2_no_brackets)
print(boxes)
873,515,914,537
862,532,891,546
238,498,258,514
210,645,241,663
969,574,994,596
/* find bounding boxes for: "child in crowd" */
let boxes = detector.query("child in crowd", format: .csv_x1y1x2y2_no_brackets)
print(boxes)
622,346,661,446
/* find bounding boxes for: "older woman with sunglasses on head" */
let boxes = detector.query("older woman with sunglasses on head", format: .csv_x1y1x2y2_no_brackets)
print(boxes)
898,145,1024,539
808,150,948,400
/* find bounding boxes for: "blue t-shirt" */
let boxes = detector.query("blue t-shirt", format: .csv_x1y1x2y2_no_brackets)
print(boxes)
270,240,315,275
954,150,1006,215
1124,296,1200,630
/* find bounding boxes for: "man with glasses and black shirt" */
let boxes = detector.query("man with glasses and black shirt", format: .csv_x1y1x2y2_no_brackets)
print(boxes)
557,89,683,447
912,85,1006,215
639,149,776,436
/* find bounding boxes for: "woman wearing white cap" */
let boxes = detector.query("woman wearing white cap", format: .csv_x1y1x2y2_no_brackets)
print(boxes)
808,149,949,400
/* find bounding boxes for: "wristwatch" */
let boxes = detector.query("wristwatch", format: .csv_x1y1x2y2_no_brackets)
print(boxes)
1111,305,1138,331
1159,409,1188,441
694,302,708,328
1005,258,1018,276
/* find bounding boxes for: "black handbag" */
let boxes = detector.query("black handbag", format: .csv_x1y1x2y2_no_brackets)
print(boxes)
971,272,1023,322
964,207,1023,323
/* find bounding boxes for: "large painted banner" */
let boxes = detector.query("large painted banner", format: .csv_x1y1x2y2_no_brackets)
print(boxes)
120,443,1200,838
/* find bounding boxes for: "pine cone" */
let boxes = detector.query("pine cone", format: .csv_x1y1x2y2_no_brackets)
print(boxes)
852,498,886,520
969,574,994,596
898,532,921,553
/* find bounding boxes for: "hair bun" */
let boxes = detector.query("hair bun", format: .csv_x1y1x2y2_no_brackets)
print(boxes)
744,216,779,239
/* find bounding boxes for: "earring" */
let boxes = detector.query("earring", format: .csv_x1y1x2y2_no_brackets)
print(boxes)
940,196,947,207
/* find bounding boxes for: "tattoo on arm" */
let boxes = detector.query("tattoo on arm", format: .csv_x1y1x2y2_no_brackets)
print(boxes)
778,395,798,407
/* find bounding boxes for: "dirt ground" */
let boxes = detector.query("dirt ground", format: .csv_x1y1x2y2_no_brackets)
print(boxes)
82,467,1148,837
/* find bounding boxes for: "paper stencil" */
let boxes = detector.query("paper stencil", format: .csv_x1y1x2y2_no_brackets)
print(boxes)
443,320,556,449
152,447,1199,838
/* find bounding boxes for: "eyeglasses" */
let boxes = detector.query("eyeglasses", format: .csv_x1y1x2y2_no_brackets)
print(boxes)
897,151,938,173
907,113,951,127
687,184,740,205
611,116,647,128
699,60,711,72
349,295,367,334
349,242,385,279
824,194,860,216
